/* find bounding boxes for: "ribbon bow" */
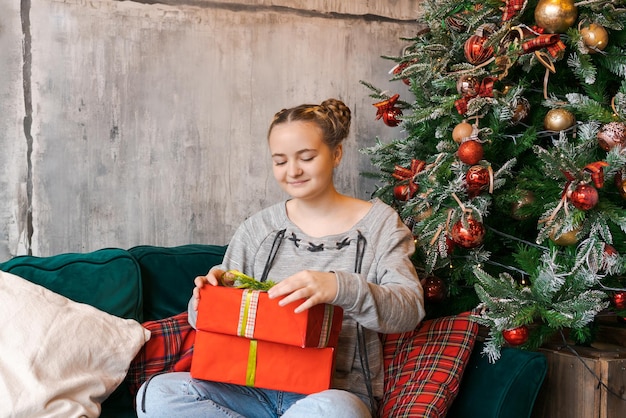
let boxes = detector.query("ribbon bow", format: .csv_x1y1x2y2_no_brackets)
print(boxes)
393,159,425,197
522,33,566,59
584,161,609,188
454,77,496,115
501,0,525,22
373,94,403,127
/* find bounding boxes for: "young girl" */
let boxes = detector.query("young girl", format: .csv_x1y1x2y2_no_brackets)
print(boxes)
137,99,425,418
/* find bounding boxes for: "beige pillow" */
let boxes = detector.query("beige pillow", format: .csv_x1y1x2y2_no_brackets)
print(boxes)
0,271,150,417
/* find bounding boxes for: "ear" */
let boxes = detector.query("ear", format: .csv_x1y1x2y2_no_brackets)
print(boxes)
333,144,343,167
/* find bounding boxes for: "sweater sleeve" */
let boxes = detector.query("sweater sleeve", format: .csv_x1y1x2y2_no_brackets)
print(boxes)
187,217,261,329
331,206,425,334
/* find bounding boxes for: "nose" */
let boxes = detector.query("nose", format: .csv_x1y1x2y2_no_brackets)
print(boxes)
287,161,302,177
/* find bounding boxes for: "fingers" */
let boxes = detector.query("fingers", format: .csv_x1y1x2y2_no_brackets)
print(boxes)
267,271,337,312
192,269,222,310
274,285,314,309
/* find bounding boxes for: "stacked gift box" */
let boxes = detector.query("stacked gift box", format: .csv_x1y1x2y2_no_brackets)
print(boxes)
191,284,343,394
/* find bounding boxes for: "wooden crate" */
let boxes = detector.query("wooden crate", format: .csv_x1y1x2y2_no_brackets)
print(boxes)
531,344,626,418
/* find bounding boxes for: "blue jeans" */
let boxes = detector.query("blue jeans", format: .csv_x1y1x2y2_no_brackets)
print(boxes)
136,372,372,418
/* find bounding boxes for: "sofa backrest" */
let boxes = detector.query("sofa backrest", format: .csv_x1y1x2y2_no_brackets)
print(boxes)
0,245,228,323
0,248,143,321
128,244,227,321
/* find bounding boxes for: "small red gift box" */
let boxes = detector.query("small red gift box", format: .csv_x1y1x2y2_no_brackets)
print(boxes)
190,330,336,395
195,285,343,348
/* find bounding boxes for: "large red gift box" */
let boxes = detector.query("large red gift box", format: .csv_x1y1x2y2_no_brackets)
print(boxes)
190,330,336,395
195,285,343,348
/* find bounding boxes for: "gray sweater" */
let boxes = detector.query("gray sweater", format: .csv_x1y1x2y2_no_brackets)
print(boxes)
188,198,425,402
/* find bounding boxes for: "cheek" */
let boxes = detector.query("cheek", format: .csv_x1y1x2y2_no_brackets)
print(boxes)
272,165,284,181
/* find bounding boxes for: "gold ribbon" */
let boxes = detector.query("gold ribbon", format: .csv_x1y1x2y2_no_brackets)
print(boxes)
238,290,260,338
246,340,258,387
317,305,334,348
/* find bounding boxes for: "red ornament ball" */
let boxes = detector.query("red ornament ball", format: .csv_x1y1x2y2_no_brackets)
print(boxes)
422,276,447,303
464,34,494,65
613,292,626,310
597,122,626,151
465,165,490,198
604,244,618,257
457,140,484,165
569,184,599,211
450,218,486,248
445,236,456,255
502,325,529,346
394,183,418,201
382,108,403,127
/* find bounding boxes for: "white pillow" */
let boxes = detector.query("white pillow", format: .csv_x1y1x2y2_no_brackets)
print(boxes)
0,271,150,418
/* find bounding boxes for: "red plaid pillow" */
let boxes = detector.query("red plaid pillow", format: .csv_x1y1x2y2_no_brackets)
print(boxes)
126,311,196,396
379,311,478,418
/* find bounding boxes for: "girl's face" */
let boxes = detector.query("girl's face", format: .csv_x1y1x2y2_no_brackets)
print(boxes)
268,121,341,201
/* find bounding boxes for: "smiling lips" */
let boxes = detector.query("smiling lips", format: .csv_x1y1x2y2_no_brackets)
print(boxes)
288,179,309,186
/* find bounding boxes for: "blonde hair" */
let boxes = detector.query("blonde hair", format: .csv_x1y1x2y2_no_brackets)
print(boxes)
268,98,351,149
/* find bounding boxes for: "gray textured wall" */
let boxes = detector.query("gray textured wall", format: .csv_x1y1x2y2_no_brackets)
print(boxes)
0,0,417,259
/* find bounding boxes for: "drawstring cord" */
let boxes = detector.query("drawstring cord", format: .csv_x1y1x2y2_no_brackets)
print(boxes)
260,229,286,282
353,231,375,413
140,371,167,413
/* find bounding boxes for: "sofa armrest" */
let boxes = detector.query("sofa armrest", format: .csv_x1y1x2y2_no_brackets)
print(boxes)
380,311,478,418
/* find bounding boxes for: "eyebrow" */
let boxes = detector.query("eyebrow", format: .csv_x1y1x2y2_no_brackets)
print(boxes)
271,148,317,158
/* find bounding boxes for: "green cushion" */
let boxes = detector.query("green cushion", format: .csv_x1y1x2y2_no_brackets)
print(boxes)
446,341,547,418
128,244,227,321
0,248,142,321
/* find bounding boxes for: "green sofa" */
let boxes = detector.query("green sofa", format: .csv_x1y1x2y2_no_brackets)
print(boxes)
0,245,547,417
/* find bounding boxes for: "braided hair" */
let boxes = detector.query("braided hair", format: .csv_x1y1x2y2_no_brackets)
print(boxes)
268,98,351,149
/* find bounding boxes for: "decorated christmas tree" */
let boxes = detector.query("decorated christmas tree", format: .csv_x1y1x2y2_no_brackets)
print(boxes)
362,0,626,360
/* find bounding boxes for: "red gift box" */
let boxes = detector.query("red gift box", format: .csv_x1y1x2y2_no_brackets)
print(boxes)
195,285,343,348
190,330,336,395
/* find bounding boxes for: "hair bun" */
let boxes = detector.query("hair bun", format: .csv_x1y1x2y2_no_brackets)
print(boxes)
320,99,351,141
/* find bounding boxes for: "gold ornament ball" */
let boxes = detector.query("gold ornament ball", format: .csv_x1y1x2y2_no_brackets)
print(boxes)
580,23,609,52
534,0,578,34
511,191,535,220
549,226,581,246
452,122,474,143
414,205,433,222
544,108,576,131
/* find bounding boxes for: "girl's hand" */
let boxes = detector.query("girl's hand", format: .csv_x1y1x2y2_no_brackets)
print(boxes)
267,270,337,313
192,269,223,311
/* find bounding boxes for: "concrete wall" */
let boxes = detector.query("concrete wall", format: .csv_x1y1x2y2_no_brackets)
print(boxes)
0,0,418,259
